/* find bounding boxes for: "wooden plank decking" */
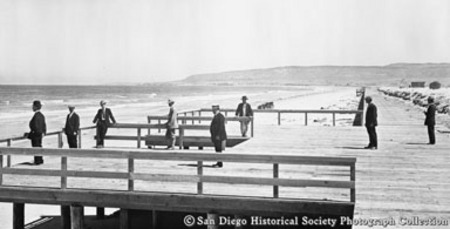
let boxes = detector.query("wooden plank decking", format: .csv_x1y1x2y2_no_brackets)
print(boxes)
227,89,450,227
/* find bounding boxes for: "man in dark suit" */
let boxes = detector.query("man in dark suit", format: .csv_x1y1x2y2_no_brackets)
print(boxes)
93,100,116,148
424,97,436,144
28,100,47,165
65,105,80,148
235,96,253,137
210,105,227,168
364,96,378,150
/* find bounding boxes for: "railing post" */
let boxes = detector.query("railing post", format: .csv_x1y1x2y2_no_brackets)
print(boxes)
305,113,308,126
13,203,25,229
350,164,356,202
96,207,105,219
179,128,184,150
137,128,141,148
70,205,84,229
128,157,134,191
277,112,281,125
199,110,202,124
332,113,336,126
0,153,3,185
158,120,161,133
58,132,63,148
147,117,151,135
120,209,129,229
191,111,195,125
197,161,203,194
60,130,67,189
77,130,82,148
152,210,158,229
251,117,254,137
207,213,219,229
273,163,279,198
61,157,67,189
61,205,71,229
7,139,12,167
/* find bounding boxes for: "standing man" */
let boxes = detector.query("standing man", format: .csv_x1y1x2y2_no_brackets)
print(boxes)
210,105,227,168
65,105,80,148
424,97,436,145
28,100,47,165
364,96,378,150
93,100,116,148
165,99,178,149
235,96,253,137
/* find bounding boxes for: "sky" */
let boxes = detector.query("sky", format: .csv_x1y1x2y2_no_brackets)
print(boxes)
0,0,449,85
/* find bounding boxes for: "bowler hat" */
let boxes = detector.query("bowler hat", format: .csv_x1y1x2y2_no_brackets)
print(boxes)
242,96,248,100
100,100,107,105
33,100,42,109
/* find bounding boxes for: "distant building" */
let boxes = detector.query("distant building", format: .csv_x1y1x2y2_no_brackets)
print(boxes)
410,82,425,88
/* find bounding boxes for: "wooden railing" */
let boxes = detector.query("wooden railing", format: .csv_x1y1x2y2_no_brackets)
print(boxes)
104,122,250,149
0,147,356,202
0,126,96,168
200,108,363,126
147,115,254,137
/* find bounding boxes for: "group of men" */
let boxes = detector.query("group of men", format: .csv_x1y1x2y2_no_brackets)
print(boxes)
26,100,116,165
27,100,80,165
164,95,253,168
26,93,437,166
364,95,436,150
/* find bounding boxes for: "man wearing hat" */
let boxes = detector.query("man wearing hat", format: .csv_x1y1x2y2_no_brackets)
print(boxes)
210,105,227,167
424,96,436,144
165,99,178,149
364,96,378,150
235,96,253,137
93,100,116,148
65,105,80,148
28,100,47,165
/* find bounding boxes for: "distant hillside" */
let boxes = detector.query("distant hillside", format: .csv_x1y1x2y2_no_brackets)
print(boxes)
181,63,450,87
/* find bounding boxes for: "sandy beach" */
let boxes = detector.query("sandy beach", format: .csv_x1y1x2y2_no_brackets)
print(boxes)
0,85,361,228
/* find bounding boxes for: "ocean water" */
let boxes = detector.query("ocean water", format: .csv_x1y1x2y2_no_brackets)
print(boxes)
0,84,305,139
0,84,277,118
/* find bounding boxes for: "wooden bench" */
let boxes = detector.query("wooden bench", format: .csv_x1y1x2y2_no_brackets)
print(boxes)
144,135,249,149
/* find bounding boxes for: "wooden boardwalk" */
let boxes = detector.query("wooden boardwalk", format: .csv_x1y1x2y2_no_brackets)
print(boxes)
229,89,450,227
1,88,450,228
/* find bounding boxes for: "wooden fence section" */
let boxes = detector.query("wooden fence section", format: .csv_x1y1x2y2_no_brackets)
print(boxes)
0,126,96,168
0,147,356,203
199,108,363,126
147,115,254,137
102,123,249,149
0,186,354,217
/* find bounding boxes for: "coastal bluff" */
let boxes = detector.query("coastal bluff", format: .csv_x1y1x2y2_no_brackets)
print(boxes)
180,63,450,87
